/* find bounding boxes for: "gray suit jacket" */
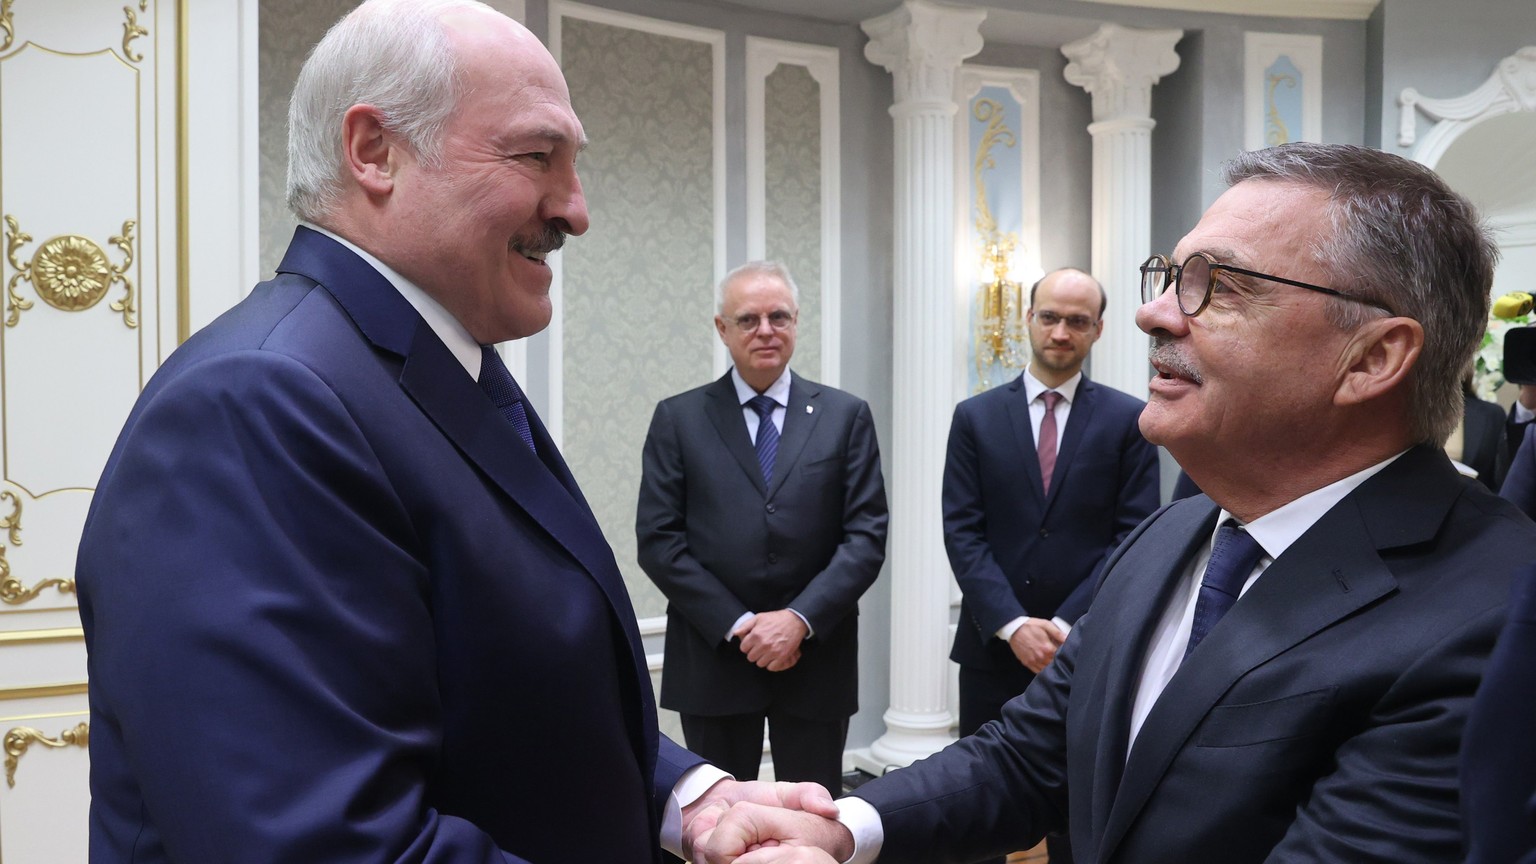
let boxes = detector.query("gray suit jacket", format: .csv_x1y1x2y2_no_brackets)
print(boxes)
856,445,1536,863
636,371,888,719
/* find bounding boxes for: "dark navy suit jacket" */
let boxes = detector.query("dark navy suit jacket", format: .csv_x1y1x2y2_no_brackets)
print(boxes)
77,227,700,863
858,446,1536,864
944,373,1159,673
636,372,888,720
1463,563,1536,864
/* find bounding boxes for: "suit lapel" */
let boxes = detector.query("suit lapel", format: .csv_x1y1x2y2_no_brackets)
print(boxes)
1097,447,1460,860
704,374,768,494
768,375,821,497
277,226,650,698
1083,499,1216,844
1003,376,1047,503
1045,378,1097,513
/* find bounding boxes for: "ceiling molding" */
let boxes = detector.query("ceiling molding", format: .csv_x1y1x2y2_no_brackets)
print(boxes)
1083,0,1380,21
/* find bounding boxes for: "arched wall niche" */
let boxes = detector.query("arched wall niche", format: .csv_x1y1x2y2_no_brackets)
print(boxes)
1401,48,1536,306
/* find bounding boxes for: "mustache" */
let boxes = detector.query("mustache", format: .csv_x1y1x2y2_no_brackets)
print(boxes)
510,225,567,257
1149,338,1203,384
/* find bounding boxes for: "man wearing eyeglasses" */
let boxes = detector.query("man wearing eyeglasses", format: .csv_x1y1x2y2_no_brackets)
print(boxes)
943,267,1158,864
691,143,1536,864
637,261,889,798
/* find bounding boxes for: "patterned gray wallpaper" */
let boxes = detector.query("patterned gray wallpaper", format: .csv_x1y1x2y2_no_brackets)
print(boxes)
559,17,717,620
764,63,822,383
258,0,354,278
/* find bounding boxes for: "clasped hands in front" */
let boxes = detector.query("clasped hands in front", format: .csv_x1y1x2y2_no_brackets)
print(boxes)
682,779,854,864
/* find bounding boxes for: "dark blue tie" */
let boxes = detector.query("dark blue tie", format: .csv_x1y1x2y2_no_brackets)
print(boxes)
1185,520,1264,656
748,395,779,487
478,346,536,454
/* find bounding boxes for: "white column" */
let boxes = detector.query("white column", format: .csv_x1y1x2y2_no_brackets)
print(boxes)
1062,24,1181,399
859,0,984,770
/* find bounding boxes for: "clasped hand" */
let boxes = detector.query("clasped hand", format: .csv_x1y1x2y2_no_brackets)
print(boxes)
1009,617,1066,673
683,779,853,864
735,610,808,671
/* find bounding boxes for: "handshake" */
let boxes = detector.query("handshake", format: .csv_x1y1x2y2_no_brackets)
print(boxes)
681,778,859,864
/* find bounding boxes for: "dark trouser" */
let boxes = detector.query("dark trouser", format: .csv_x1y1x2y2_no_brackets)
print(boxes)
959,665,1074,864
681,710,849,796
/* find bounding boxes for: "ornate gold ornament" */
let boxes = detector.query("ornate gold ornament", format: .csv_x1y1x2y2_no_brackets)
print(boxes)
1265,72,1298,147
970,97,1027,392
122,5,148,63
4,723,89,788
4,216,138,328
0,0,13,53
5,215,34,326
34,236,113,311
1,488,20,547
1,576,76,606
0,489,76,605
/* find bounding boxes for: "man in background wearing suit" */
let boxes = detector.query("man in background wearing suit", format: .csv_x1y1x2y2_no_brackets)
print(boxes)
945,267,1158,864
75,3,827,862
694,143,1536,864
638,261,889,796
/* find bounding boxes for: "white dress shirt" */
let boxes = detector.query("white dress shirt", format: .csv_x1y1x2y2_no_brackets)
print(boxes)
997,367,1083,641
725,367,813,641
837,451,1409,863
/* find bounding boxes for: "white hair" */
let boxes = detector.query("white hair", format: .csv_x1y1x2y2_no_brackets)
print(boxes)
716,261,802,314
286,0,496,222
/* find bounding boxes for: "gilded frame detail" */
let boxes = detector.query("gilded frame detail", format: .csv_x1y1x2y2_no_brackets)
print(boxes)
3,721,89,788
3,215,139,328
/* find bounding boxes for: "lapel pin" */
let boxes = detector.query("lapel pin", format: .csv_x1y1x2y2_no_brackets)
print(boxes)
806,405,814,414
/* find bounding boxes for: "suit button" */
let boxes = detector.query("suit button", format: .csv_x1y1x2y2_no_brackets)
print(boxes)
1039,528,1049,538
766,503,776,514
768,553,779,564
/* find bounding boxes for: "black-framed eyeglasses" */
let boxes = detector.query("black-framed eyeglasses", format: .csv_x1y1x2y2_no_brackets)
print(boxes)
730,310,796,333
1032,310,1099,334
1140,252,1397,318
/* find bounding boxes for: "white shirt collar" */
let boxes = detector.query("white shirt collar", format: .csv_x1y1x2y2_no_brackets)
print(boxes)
730,367,793,406
1022,367,1083,404
1220,449,1409,560
303,222,483,379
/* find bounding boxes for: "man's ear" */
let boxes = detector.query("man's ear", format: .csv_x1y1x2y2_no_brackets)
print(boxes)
340,104,397,197
1336,317,1424,406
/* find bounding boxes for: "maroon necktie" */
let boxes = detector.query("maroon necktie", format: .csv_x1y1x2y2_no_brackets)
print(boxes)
1038,390,1062,494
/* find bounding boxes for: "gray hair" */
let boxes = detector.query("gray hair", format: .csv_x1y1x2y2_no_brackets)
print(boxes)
1223,142,1497,447
716,261,801,314
286,0,494,222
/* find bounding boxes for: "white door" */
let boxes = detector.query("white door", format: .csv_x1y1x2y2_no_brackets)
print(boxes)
0,2,184,860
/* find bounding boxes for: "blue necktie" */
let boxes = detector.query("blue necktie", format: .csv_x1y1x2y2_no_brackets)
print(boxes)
748,395,779,487
1185,520,1264,656
478,346,536,454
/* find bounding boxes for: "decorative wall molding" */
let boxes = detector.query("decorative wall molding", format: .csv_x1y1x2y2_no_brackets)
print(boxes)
548,2,724,444
3,721,88,788
1244,32,1322,150
957,65,1041,397
746,36,841,386
1088,0,1376,19
1400,46,1536,165
0,627,84,646
0,681,87,702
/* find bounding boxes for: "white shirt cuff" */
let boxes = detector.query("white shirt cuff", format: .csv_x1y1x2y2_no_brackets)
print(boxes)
1050,616,1071,636
835,796,885,864
787,607,814,638
660,763,733,858
727,611,756,643
996,616,1027,641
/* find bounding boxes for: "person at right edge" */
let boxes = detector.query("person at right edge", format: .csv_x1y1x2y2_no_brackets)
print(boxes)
688,142,1536,864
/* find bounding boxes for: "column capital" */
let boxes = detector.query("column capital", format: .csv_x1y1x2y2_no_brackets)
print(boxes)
1062,23,1182,123
862,0,986,104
